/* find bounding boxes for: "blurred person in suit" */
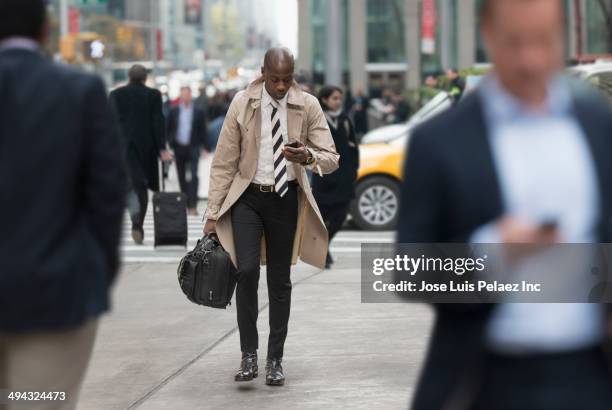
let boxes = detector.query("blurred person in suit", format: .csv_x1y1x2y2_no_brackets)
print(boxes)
312,86,359,269
0,0,126,408
167,86,210,215
109,65,172,244
350,88,369,141
194,84,209,114
397,0,612,409
446,68,465,102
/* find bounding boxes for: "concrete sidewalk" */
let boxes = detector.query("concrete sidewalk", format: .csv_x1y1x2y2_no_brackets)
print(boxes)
79,259,432,409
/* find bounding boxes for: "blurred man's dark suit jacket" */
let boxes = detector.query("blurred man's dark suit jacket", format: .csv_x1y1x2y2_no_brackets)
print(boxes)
109,81,165,192
397,90,612,409
166,104,209,151
0,48,126,331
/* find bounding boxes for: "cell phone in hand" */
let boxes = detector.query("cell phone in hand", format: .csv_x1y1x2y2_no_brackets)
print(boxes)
285,140,301,149
540,218,558,231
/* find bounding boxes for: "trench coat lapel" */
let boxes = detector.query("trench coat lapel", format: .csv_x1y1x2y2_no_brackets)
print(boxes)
215,78,331,270
248,101,262,158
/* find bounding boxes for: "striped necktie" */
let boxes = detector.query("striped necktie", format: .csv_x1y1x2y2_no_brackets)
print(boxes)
271,104,289,197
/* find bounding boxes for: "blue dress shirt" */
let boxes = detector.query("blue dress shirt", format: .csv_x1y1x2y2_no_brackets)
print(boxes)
474,75,605,354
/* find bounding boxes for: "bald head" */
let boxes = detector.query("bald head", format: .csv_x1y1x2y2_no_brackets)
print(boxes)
263,47,295,71
261,47,295,101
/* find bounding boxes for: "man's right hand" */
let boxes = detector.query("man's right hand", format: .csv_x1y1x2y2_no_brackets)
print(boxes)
495,216,560,266
203,219,217,235
160,150,174,162
497,216,559,244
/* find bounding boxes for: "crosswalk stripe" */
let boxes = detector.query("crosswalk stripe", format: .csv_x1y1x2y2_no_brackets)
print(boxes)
122,237,394,244
121,244,386,252
121,210,395,263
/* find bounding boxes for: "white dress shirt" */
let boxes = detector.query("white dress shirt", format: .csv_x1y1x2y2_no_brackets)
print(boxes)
473,75,605,354
253,87,296,185
0,37,39,52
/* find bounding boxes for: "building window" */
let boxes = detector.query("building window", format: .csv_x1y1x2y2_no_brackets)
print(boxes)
585,0,612,54
367,0,406,63
311,0,327,73
475,0,489,63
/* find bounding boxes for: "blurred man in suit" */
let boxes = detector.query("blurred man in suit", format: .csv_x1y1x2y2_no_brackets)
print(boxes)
398,0,612,409
167,86,210,215
0,1,126,408
110,65,172,244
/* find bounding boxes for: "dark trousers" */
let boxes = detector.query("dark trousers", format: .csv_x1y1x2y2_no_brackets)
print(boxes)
318,201,350,255
174,145,199,209
472,347,612,410
127,157,149,230
231,183,298,359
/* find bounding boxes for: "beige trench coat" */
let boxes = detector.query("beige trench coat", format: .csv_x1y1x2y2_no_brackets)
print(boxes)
204,78,339,270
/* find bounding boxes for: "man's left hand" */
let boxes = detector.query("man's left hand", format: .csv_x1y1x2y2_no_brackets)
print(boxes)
283,141,309,164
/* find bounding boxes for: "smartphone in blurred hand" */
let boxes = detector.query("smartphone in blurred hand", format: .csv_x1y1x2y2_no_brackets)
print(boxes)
285,140,302,149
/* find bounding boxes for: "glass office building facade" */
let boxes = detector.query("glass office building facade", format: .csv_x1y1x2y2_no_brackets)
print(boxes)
300,0,468,94
299,0,612,92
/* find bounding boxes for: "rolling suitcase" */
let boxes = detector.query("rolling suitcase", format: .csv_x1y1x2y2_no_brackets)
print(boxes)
153,161,188,247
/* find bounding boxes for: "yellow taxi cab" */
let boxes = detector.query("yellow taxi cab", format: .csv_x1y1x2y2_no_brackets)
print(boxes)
349,91,453,230
349,135,407,231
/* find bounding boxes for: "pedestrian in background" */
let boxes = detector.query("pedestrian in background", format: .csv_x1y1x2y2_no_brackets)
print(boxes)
392,92,410,124
167,86,210,216
350,88,370,142
313,86,360,269
207,91,235,152
398,0,612,408
419,74,442,107
110,65,172,244
446,68,465,102
0,1,126,408
194,84,209,114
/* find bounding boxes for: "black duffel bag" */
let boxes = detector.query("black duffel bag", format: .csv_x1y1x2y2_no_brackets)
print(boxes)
177,234,237,309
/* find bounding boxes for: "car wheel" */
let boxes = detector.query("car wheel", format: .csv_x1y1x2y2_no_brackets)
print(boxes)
350,176,400,231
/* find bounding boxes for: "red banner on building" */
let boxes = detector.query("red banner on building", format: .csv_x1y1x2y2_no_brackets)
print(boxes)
185,0,202,25
68,7,80,35
421,0,437,55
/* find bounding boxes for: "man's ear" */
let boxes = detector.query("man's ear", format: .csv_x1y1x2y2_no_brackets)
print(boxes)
261,66,265,76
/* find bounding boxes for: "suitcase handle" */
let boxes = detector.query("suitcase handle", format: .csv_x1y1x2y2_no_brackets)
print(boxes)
159,158,172,193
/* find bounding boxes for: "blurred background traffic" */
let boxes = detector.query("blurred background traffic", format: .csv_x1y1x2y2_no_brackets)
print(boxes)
40,0,612,234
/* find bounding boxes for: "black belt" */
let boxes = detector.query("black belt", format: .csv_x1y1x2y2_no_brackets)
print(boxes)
249,180,298,193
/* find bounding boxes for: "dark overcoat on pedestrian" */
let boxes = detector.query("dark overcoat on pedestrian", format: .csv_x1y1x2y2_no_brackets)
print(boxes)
312,112,359,205
110,82,166,192
0,48,126,331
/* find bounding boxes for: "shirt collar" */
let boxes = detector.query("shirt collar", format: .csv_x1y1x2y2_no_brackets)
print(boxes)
262,86,288,109
0,37,40,52
479,73,572,123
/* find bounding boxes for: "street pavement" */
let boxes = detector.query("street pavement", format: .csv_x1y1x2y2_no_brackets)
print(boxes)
78,195,433,409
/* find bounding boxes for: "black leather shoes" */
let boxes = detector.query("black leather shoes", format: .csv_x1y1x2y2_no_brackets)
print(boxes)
265,358,285,386
235,352,258,382
325,252,334,269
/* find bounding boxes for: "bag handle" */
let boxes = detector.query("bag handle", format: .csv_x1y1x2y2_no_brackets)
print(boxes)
158,158,167,192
